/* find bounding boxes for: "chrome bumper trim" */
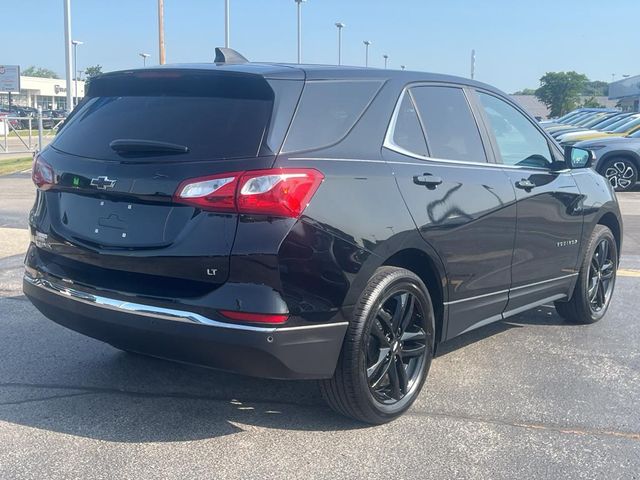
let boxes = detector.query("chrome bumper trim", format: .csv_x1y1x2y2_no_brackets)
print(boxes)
24,274,347,333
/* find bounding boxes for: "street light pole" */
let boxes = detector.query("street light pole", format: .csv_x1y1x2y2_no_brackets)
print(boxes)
63,0,73,114
335,22,345,65
72,40,83,106
295,0,305,63
470,49,476,80
400,65,406,70
383,54,389,69
158,0,166,64
139,53,150,66
363,40,371,67
224,0,230,47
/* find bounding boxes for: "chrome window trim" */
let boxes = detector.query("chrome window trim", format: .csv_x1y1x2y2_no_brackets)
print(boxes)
24,274,347,333
383,85,567,173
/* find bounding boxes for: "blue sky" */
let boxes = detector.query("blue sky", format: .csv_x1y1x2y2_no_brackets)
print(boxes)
4,0,638,93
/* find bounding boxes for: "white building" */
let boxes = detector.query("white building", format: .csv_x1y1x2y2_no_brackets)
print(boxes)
0,75,85,111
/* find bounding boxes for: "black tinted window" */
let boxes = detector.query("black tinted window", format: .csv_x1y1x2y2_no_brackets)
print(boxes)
478,92,552,168
390,92,428,156
53,70,276,161
282,80,382,153
411,86,487,163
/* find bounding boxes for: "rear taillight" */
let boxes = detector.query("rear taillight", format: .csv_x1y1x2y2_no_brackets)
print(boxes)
174,168,324,218
32,155,55,190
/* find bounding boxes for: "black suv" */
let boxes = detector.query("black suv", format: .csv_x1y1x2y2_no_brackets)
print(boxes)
24,51,622,424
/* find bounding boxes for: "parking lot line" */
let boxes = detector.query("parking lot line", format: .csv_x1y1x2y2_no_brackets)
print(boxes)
618,269,640,278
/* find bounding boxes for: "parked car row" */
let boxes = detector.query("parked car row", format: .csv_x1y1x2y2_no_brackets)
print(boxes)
0,105,66,130
543,108,640,191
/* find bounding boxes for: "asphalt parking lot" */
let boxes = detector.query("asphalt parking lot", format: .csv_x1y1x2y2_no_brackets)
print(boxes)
0,172,639,479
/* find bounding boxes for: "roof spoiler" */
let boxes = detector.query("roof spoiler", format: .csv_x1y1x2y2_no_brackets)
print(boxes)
214,47,249,64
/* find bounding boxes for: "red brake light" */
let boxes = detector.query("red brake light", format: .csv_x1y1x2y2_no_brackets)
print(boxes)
218,310,289,324
174,168,324,218
32,155,55,190
174,171,242,212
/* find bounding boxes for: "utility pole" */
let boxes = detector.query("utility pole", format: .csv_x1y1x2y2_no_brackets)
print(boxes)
383,54,389,69
363,40,372,67
63,0,73,113
335,22,345,65
224,0,230,47
470,49,476,80
158,0,166,64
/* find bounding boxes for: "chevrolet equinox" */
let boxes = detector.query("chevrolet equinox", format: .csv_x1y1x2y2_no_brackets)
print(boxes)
23,49,622,424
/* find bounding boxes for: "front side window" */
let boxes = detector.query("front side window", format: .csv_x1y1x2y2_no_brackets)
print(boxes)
410,86,487,163
478,92,552,168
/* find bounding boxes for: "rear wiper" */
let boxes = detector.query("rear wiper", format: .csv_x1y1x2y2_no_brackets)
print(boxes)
109,139,189,154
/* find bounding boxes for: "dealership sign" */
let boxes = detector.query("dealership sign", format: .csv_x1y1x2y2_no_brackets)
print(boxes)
0,65,20,93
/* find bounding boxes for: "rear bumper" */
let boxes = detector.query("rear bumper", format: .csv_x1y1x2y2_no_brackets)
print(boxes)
23,273,348,380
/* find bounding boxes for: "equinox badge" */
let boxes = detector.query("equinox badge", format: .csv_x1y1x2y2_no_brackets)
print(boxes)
90,176,117,190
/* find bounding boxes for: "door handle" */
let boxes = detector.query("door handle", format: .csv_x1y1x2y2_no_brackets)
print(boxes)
515,178,536,190
413,173,443,189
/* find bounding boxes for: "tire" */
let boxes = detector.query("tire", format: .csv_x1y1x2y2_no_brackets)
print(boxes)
600,157,638,192
555,225,617,324
319,266,435,424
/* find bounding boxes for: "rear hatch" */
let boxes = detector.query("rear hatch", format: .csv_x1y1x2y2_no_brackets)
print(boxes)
32,67,303,295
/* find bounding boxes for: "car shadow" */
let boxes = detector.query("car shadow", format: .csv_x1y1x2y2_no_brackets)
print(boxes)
0,298,570,443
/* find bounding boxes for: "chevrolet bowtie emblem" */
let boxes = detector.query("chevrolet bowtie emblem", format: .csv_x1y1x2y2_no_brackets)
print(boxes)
90,176,117,190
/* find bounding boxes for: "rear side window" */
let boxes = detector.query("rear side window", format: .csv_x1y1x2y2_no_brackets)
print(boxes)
389,92,428,156
52,70,279,161
410,86,487,163
282,80,382,153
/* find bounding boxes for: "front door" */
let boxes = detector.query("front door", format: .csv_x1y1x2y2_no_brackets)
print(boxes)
384,85,517,339
474,91,583,315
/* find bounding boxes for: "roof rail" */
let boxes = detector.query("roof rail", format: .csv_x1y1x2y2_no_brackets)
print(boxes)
214,47,249,64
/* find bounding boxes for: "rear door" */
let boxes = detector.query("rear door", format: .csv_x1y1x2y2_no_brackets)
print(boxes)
384,84,517,339
473,90,583,315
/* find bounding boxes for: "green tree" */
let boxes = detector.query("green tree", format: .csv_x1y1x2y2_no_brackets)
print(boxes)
582,96,605,108
83,65,103,87
84,65,103,80
535,71,589,117
512,88,537,95
22,66,59,79
582,80,609,97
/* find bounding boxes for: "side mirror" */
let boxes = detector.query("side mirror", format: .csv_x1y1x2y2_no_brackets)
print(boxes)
564,146,594,169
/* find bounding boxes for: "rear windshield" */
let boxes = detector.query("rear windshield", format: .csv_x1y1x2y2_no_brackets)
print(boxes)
53,70,288,161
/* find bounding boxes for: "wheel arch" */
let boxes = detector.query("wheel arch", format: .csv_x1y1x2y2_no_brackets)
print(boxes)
381,248,447,346
597,150,640,173
596,211,622,263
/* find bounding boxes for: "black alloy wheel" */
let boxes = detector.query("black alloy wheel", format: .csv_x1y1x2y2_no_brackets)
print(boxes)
320,266,434,424
366,290,428,404
555,225,617,324
587,238,615,313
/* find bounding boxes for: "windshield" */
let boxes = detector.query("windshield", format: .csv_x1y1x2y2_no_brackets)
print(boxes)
603,116,640,132
611,117,640,133
591,114,630,130
628,129,640,139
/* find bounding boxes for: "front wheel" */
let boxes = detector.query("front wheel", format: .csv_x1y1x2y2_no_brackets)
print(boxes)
320,267,434,424
555,225,617,324
601,157,638,192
